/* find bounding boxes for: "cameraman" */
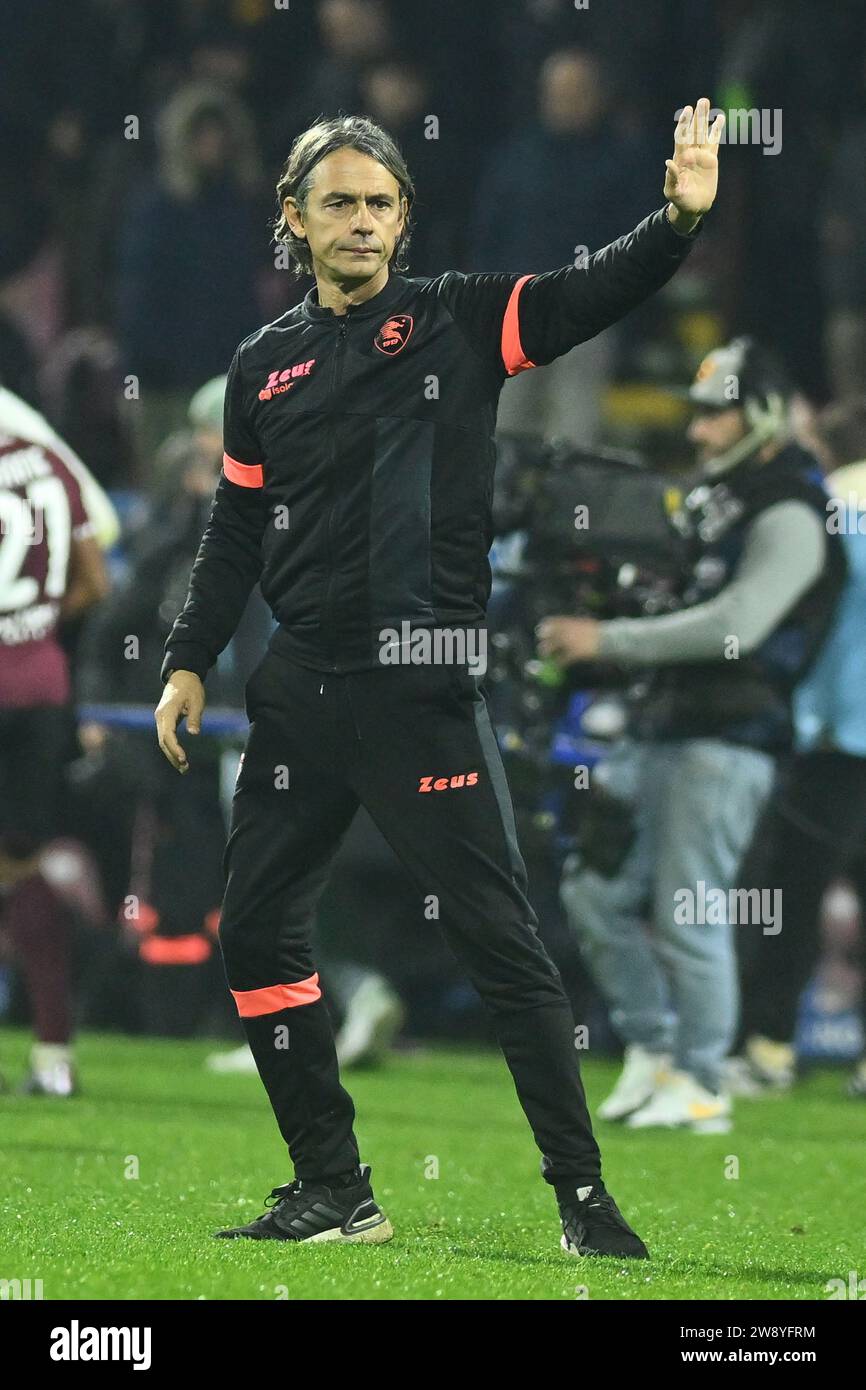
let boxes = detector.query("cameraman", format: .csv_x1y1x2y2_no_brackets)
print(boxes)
538,339,846,1132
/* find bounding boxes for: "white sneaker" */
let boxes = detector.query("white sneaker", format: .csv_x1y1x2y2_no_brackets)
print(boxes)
205,1044,258,1075
745,1035,795,1090
21,1063,77,1097
723,1056,766,1098
597,1044,672,1121
22,1043,77,1096
626,1069,732,1133
336,975,405,1069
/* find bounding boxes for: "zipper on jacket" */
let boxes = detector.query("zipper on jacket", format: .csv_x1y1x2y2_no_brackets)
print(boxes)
320,314,349,670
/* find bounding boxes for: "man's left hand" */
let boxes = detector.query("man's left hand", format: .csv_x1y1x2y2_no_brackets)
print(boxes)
536,616,601,666
665,96,725,229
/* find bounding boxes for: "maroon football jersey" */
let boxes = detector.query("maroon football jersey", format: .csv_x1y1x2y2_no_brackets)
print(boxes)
0,431,94,708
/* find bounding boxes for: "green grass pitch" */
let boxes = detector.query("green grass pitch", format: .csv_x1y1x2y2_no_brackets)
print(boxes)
1,1026,863,1301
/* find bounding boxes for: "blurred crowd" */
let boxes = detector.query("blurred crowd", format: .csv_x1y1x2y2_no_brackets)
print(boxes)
1,0,866,1106
3,0,866,464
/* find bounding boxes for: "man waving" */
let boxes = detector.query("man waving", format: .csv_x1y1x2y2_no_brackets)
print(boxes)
156,99,723,1259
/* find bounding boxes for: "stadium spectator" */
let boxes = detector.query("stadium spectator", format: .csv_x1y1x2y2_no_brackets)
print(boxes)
543,338,846,1132
470,48,657,443
115,81,265,476
39,327,137,490
492,0,695,135
268,0,395,163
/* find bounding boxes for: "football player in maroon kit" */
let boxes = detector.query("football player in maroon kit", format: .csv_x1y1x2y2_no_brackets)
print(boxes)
0,385,111,1095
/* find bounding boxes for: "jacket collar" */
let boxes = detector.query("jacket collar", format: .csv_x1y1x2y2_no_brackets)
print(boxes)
300,272,409,324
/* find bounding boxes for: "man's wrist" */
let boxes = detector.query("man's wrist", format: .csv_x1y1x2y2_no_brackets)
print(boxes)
596,618,640,663
665,203,702,236
165,667,202,683
161,644,211,685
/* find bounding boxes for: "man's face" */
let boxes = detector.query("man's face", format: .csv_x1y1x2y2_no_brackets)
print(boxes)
539,52,603,134
284,148,406,287
687,406,747,468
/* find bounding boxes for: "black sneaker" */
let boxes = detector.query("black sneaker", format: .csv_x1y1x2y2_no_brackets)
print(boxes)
213,1163,393,1244
557,1182,649,1259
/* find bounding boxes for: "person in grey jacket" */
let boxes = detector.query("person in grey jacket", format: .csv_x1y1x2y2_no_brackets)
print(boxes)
539,338,845,1133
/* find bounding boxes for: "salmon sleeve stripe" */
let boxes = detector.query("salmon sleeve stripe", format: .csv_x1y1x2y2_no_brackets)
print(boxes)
223,452,264,488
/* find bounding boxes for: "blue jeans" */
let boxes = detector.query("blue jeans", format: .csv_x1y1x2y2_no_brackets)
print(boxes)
560,739,776,1091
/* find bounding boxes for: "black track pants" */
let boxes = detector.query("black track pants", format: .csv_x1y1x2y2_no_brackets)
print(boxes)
739,749,866,1044
218,649,602,1187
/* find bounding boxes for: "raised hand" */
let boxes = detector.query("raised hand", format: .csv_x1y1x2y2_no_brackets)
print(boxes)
665,97,725,228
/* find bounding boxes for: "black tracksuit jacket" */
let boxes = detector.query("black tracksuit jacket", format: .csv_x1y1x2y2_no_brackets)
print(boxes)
161,206,700,682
